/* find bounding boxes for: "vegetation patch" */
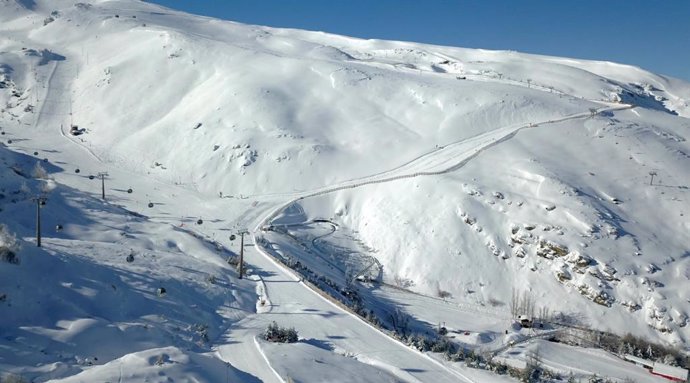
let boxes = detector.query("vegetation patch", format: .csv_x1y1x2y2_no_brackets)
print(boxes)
263,321,298,343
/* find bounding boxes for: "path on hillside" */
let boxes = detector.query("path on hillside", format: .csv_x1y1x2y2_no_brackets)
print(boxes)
255,103,633,230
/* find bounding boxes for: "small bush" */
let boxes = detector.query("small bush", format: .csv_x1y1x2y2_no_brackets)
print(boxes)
0,247,18,264
32,162,49,179
192,323,209,344
587,375,616,383
263,321,298,343
430,336,454,353
389,308,411,336
154,354,166,366
0,224,20,265
226,255,239,266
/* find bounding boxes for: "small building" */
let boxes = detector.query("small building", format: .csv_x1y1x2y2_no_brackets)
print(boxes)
652,363,688,382
517,315,533,328
624,355,688,382
624,354,654,370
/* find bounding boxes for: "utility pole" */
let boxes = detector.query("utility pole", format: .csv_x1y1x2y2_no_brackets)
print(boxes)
32,195,47,247
97,171,108,199
648,171,657,186
239,232,245,279
231,230,249,279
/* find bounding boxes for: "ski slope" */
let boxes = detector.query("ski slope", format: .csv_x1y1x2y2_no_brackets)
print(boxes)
1,0,689,381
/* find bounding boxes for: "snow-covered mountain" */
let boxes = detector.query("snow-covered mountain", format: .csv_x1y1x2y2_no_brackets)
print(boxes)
1,0,689,381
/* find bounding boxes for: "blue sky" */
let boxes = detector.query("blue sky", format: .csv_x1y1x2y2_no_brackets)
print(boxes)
149,0,690,81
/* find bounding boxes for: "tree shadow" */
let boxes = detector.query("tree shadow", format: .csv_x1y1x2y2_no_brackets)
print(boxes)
301,338,334,351
402,368,427,373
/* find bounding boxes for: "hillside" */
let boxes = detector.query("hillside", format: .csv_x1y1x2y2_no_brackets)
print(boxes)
1,0,690,381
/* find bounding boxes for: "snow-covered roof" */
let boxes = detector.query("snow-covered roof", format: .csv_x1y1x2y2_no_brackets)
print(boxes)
623,354,654,367
653,363,689,381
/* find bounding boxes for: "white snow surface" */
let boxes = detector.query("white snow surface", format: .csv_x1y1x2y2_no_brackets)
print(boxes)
1,0,690,381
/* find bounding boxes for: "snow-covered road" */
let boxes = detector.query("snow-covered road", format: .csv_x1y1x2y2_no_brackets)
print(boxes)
218,245,478,382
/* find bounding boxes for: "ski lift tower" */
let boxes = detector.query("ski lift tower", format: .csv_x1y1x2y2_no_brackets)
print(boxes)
648,170,657,186
31,195,48,247
97,171,108,200
230,229,250,279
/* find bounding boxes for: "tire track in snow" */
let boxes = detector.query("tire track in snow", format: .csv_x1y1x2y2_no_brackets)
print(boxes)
30,58,106,165
31,61,60,130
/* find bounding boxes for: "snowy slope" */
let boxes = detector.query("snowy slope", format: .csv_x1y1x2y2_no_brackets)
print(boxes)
0,144,260,380
297,104,690,345
1,0,690,381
